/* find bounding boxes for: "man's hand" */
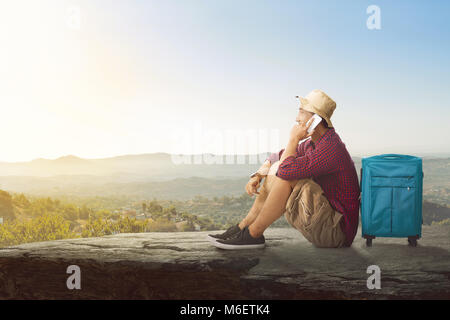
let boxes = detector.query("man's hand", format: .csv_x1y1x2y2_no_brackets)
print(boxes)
289,117,315,142
245,176,261,196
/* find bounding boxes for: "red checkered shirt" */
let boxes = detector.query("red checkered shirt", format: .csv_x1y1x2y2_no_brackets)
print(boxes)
266,127,361,247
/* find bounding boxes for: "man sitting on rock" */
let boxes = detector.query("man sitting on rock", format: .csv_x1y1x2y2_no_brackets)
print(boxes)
208,89,361,249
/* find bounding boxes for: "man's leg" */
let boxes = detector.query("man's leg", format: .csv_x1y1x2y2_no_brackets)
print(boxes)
247,176,299,238
238,173,276,230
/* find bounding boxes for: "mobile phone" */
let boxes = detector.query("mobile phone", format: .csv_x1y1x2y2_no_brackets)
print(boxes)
307,114,322,133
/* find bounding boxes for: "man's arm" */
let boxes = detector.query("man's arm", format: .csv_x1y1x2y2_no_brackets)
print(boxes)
253,144,299,180
266,143,304,164
266,148,285,164
279,138,300,163
247,160,270,195
276,142,341,180
253,159,272,179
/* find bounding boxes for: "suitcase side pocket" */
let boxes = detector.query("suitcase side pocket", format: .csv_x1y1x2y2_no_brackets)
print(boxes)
392,183,417,236
369,181,392,236
370,176,416,236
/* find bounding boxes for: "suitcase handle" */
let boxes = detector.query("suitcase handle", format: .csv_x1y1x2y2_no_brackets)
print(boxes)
372,154,415,160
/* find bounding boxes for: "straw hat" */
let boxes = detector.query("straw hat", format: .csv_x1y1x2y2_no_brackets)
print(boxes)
296,89,336,128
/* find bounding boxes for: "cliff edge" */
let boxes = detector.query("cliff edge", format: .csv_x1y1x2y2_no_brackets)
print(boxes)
0,226,449,299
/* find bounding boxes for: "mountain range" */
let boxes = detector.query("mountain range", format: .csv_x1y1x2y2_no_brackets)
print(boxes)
0,153,448,205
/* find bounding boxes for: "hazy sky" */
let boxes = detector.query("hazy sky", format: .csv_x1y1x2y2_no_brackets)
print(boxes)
1,0,449,162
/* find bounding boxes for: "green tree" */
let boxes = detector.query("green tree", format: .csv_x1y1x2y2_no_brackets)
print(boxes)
12,193,31,208
79,205,91,219
62,204,78,221
0,190,15,221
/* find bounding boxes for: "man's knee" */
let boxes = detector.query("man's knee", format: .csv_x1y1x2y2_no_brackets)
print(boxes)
267,175,299,191
275,176,300,190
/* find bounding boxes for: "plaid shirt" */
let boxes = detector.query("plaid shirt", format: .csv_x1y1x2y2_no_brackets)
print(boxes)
266,128,361,247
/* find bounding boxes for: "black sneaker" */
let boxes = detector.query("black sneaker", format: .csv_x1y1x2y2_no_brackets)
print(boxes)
207,224,241,242
212,226,265,250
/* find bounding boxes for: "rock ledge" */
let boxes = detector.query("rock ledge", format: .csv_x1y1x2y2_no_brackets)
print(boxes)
0,226,449,299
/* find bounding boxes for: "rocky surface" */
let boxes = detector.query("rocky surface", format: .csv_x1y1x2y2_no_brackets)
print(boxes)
0,225,449,299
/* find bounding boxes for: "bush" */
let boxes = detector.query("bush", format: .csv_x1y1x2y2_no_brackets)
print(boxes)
148,218,177,232
432,218,450,226
81,216,151,237
0,213,77,247
0,190,15,221
180,221,195,231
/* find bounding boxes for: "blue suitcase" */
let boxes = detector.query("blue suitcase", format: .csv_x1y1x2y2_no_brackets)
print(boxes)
360,154,424,247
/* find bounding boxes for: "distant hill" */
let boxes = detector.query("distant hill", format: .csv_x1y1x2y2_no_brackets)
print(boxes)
0,153,448,207
0,175,250,201
0,153,273,181
2,153,447,181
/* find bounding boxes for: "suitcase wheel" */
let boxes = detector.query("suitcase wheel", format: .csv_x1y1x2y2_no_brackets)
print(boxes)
363,235,375,247
407,237,418,247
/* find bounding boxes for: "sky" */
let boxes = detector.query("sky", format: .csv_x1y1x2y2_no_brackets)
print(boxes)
0,0,449,162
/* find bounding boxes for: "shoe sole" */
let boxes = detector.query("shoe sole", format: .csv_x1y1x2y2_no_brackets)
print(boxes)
206,235,222,242
211,240,265,250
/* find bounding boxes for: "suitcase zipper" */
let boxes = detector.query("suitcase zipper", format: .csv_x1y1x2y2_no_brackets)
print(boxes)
371,176,413,179
372,186,414,188
391,187,393,233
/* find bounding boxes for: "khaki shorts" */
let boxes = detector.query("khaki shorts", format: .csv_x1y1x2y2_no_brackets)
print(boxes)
284,178,346,248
